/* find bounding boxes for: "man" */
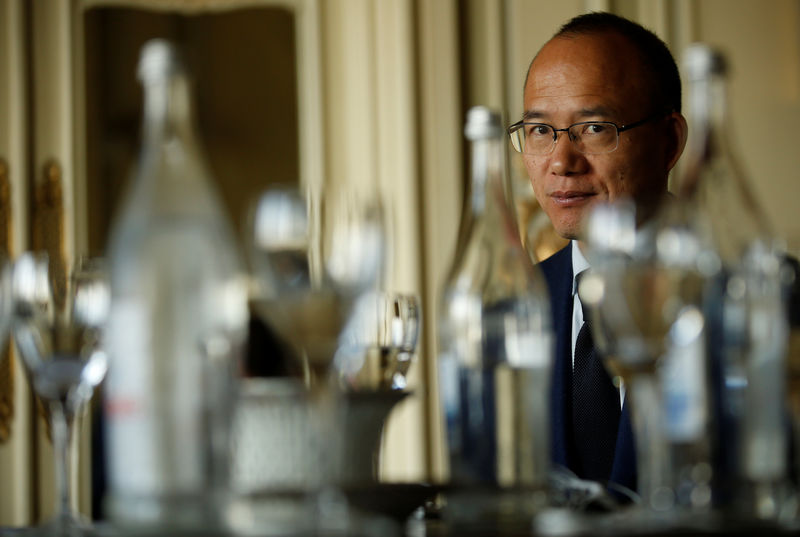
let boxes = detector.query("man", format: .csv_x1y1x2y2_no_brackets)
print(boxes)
509,12,687,493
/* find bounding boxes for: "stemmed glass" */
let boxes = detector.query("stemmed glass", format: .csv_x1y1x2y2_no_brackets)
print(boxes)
337,290,420,392
578,199,717,526
246,182,385,533
249,184,384,387
11,252,110,535
249,185,346,386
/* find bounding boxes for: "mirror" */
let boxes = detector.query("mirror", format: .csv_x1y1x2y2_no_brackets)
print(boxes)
83,6,300,254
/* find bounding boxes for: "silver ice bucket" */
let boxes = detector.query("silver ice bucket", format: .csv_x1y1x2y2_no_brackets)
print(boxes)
230,378,407,493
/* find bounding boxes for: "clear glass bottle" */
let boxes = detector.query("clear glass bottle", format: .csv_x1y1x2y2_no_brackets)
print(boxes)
679,44,787,516
437,106,552,526
103,39,248,529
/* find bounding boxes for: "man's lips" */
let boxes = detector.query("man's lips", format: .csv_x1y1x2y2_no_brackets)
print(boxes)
549,190,596,207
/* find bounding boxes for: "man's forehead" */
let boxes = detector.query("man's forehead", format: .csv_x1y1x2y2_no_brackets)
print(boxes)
530,34,640,81
522,102,621,121
524,33,649,115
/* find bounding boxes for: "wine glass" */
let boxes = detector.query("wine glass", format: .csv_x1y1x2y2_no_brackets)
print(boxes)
248,184,384,386
244,183,387,534
579,198,718,526
12,252,110,535
249,185,339,385
336,290,420,392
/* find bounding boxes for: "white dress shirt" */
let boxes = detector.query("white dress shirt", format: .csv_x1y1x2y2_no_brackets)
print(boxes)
570,240,591,369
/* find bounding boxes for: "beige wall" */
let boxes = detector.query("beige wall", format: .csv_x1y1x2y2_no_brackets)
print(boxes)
692,0,800,238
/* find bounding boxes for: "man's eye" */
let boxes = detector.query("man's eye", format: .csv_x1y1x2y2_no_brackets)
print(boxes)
583,123,609,135
526,125,551,137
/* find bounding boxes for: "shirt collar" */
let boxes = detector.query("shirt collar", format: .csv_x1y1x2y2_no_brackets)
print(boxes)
571,240,591,296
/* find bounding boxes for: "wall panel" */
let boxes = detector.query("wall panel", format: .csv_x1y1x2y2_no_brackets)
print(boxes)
0,0,32,525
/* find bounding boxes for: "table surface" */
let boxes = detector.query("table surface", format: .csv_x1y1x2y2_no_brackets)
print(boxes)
5,493,800,537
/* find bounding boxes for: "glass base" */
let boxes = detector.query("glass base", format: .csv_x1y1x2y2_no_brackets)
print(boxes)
598,506,719,534
589,505,793,536
10,513,94,537
224,487,399,537
436,486,549,534
103,492,227,535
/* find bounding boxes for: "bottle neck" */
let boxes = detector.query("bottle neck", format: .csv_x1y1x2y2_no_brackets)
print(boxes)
141,74,199,149
690,73,727,158
469,136,505,215
678,73,729,197
679,70,773,257
465,135,522,247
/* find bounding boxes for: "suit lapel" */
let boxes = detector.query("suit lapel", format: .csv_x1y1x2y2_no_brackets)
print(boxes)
539,243,637,492
538,245,574,470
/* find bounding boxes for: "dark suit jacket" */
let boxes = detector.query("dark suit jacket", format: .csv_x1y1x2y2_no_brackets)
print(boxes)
539,244,637,493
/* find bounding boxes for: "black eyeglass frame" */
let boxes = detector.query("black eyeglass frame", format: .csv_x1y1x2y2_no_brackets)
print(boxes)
506,111,672,155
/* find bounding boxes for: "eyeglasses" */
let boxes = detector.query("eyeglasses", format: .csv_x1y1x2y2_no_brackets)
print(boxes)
507,113,668,156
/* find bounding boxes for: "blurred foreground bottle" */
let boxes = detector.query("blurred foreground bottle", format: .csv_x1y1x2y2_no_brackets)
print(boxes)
103,39,249,529
437,106,552,527
679,44,787,517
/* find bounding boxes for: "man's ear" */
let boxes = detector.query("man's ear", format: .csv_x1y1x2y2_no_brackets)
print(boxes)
665,112,688,172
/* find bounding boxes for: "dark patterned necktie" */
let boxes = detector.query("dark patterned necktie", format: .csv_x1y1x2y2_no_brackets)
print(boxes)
570,293,621,483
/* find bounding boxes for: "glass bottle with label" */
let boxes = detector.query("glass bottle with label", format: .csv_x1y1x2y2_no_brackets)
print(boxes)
437,106,552,527
103,39,249,530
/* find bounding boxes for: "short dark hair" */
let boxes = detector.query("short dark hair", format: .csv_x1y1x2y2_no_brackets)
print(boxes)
553,12,682,114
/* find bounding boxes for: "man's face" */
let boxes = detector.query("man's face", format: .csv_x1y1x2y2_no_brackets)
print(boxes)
522,33,675,241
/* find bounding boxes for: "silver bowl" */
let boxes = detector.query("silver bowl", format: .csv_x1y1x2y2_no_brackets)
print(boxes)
230,378,408,492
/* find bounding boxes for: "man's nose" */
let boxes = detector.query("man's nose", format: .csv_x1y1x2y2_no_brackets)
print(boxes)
549,131,587,176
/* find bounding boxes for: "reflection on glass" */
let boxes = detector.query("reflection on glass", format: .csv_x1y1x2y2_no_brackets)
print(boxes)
337,291,420,391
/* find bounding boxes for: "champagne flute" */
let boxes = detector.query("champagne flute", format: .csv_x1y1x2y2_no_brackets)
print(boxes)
12,252,109,535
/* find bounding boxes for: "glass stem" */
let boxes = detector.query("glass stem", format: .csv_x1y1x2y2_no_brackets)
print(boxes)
308,376,350,532
49,400,78,523
628,371,674,511
314,378,342,486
